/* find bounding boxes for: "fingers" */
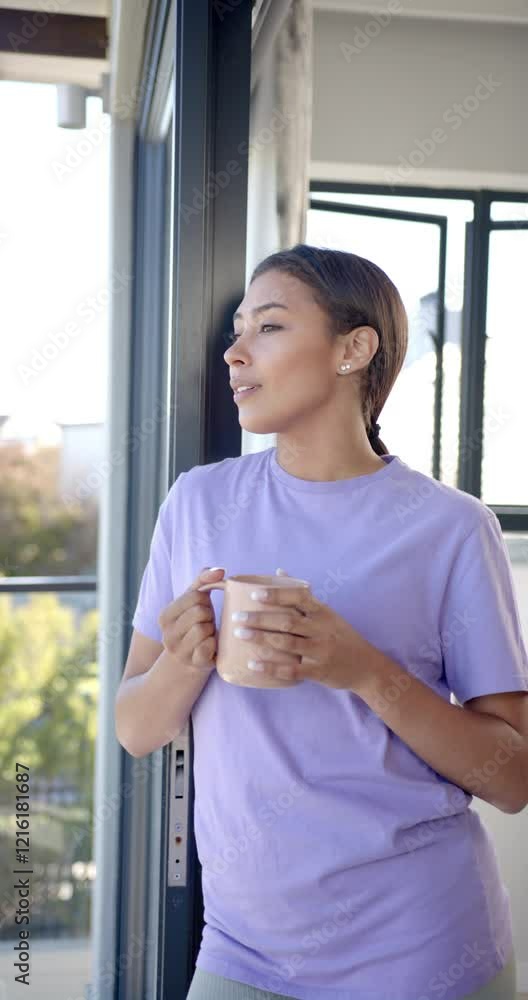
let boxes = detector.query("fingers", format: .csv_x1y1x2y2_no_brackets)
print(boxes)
245,642,302,669
243,610,313,638
190,634,218,672
261,585,313,616
160,568,224,629
189,566,225,591
246,629,311,659
165,602,214,651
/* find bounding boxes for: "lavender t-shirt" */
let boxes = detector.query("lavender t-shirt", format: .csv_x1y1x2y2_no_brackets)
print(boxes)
131,447,528,1000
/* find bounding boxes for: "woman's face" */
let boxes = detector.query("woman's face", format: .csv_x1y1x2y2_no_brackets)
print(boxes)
224,269,351,436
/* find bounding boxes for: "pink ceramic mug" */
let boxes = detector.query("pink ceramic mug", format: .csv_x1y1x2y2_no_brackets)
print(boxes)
197,573,311,688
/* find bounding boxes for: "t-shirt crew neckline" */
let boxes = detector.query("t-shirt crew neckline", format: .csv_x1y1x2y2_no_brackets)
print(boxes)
269,448,401,493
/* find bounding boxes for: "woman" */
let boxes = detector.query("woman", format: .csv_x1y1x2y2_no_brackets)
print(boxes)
129,245,527,999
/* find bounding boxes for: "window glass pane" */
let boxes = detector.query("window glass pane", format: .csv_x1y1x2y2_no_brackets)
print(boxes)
490,200,528,222
504,534,528,650
307,207,441,476
308,193,472,486
481,230,528,506
0,81,109,580
0,79,107,1000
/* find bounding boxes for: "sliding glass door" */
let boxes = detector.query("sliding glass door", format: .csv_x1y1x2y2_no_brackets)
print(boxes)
116,2,252,997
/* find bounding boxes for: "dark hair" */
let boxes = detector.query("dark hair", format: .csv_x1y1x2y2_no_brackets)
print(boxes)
249,243,408,457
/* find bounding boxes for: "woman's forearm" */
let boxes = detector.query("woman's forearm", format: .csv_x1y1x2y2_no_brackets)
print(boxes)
351,637,528,814
115,649,212,757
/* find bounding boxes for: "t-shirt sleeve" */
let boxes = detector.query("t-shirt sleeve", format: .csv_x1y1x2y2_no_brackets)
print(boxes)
439,509,528,706
131,474,185,642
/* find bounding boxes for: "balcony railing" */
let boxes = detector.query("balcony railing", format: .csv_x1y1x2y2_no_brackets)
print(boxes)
0,575,98,948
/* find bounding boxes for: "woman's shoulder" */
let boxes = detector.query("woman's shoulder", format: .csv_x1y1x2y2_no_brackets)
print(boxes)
165,448,271,500
392,456,497,540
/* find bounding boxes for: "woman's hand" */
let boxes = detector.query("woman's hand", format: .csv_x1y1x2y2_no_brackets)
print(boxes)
234,568,366,690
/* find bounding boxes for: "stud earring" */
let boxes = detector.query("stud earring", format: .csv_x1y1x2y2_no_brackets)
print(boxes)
339,363,351,372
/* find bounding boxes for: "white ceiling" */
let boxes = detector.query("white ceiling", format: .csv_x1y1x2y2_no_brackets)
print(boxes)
312,0,528,24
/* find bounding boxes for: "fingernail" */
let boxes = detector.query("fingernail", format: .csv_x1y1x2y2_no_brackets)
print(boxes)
206,567,224,574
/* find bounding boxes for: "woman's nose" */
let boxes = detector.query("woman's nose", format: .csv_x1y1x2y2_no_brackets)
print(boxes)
224,341,249,364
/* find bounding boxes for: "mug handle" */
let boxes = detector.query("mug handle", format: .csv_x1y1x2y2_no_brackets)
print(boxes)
197,581,226,593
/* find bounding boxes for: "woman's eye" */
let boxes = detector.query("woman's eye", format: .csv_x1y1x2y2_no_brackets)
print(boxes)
228,325,279,343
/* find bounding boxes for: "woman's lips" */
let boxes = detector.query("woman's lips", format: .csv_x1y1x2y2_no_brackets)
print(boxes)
233,385,261,401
